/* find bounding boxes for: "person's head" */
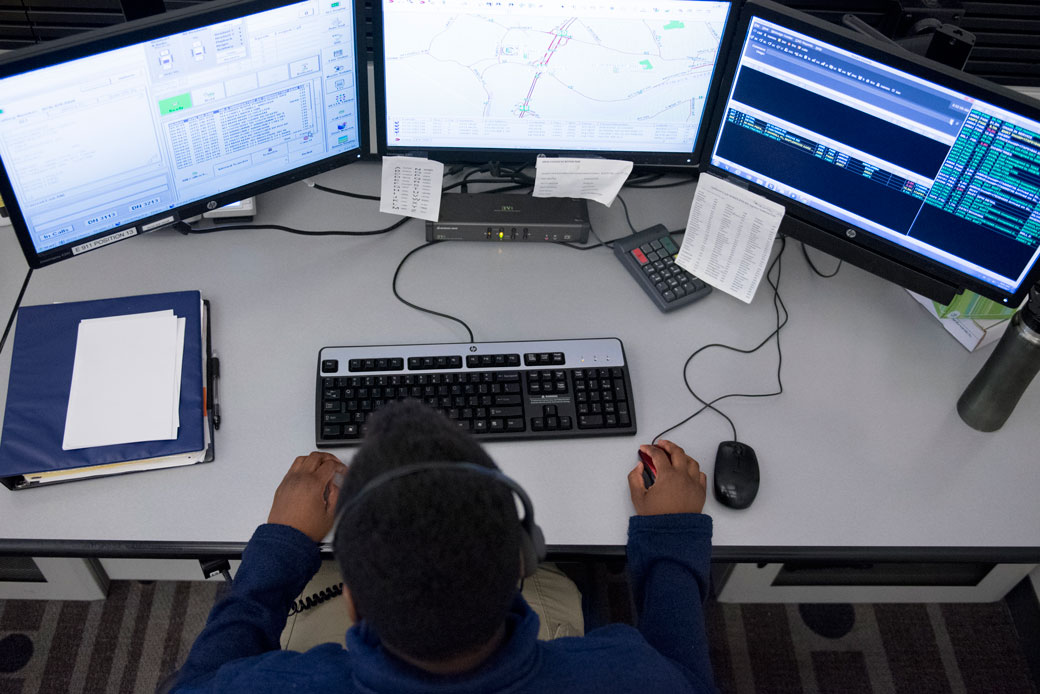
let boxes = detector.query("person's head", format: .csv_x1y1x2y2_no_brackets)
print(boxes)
332,400,523,664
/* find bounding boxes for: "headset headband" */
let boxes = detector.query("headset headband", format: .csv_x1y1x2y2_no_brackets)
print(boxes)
333,462,545,576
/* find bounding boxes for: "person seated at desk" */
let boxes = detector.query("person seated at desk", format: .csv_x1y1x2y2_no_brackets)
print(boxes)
171,400,715,693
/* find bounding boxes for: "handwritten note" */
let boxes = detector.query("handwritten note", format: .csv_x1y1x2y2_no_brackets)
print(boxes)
379,156,444,221
675,174,785,304
532,157,633,206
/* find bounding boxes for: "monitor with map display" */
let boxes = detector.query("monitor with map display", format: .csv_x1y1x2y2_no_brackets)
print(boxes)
0,0,367,268
702,0,1040,306
373,0,736,167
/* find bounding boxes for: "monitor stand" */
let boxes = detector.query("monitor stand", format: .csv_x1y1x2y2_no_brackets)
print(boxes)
781,216,959,304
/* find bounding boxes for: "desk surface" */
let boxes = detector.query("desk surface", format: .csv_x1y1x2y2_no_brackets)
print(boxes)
1,162,1038,561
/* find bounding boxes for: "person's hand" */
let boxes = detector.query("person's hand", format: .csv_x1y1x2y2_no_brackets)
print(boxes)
267,451,348,541
627,440,707,516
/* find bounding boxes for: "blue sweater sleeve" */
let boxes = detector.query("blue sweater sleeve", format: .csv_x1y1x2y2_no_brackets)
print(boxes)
626,513,714,692
173,523,322,690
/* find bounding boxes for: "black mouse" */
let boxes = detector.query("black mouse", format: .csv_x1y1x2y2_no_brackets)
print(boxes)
713,441,759,509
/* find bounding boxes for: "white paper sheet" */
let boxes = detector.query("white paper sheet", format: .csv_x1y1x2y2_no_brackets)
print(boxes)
63,310,182,450
532,157,633,206
379,156,444,221
675,174,786,304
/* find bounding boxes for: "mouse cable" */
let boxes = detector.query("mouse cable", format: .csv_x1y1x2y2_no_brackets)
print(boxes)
175,215,412,237
651,236,788,444
681,236,788,441
0,266,33,358
801,241,843,278
392,241,476,343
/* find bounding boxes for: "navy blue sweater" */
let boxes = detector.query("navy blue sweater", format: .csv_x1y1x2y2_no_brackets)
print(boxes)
173,513,714,693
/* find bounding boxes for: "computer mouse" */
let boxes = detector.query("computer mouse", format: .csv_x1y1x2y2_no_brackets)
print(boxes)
713,441,759,510
638,446,660,489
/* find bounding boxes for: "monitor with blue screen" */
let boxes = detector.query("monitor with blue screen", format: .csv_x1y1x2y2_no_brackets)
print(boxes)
374,0,736,168
0,0,367,268
703,0,1040,306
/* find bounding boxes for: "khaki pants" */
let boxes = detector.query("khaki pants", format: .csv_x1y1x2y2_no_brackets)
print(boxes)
281,561,585,652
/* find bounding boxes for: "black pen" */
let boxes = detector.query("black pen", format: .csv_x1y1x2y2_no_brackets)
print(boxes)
211,354,221,430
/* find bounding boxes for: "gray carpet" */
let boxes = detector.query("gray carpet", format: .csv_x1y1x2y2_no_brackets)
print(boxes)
1,579,1037,693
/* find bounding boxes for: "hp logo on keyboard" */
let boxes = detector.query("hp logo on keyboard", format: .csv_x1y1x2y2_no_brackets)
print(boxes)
845,229,857,238
469,346,478,352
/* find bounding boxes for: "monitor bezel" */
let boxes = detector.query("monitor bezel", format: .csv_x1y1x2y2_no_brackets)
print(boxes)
0,0,369,269
699,0,1040,307
372,0,740,171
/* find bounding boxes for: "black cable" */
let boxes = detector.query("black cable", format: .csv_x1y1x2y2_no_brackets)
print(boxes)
392,241,475,343
288,582,344,616
625,173,664,186
801,242,842,278
614,193,638,235
310,182,381,200
558,240,608,251
178,216,411,236
652,237,789,444
0,266,32,357
625,173,697,189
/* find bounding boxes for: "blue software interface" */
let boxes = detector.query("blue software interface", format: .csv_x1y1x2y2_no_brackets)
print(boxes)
381,0,732,157
710,16,1040,299
0,0,361,255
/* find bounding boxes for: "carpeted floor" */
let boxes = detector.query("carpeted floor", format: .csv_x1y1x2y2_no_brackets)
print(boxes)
1,576,1037,693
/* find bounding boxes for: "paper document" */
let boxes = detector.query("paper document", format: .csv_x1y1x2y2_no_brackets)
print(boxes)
63,310,183,450
532,158,633,206
379,156,444,221
675,174,785,304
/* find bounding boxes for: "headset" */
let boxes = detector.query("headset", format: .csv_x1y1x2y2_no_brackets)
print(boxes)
334,462,546,578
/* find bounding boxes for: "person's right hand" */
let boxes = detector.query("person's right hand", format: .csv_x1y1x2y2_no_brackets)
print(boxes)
627,439,707,516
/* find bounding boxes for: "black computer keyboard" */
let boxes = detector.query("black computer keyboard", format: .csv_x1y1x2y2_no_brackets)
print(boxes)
316,338,636,446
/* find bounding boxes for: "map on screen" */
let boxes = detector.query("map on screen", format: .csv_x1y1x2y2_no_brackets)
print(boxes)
381,0,731,154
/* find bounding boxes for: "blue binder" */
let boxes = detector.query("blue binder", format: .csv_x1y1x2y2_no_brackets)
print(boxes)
0,290,211,488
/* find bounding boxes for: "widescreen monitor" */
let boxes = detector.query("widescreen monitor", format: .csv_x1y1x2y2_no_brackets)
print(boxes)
0,0,367,268
374,0,736,168
702,0,1040,306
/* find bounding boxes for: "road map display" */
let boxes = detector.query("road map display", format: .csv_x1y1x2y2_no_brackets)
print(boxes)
381,0,731,155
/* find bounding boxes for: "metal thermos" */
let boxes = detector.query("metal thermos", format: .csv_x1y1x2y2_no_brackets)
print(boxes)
956,284,1040,432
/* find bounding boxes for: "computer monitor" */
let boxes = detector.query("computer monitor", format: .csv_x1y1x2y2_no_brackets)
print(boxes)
701,0,1040,306
0,0,368,268
373,0,736,169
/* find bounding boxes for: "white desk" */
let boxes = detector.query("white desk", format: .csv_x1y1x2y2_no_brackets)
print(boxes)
1,162,1038,564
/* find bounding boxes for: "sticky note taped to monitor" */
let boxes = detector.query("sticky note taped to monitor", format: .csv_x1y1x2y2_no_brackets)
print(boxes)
63,310,184,450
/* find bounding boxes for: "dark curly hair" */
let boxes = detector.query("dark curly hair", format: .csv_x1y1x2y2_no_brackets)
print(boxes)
332,400,521,661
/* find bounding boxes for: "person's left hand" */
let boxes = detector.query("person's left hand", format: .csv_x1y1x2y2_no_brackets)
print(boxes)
267,451,348,542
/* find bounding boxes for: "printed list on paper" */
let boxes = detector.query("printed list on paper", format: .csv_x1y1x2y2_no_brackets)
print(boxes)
379,156,444,221
675,174,785,304
532,158,633,207
63,310,185,450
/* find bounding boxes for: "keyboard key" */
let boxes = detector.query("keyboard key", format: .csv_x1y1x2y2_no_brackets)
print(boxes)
578,415,604,428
